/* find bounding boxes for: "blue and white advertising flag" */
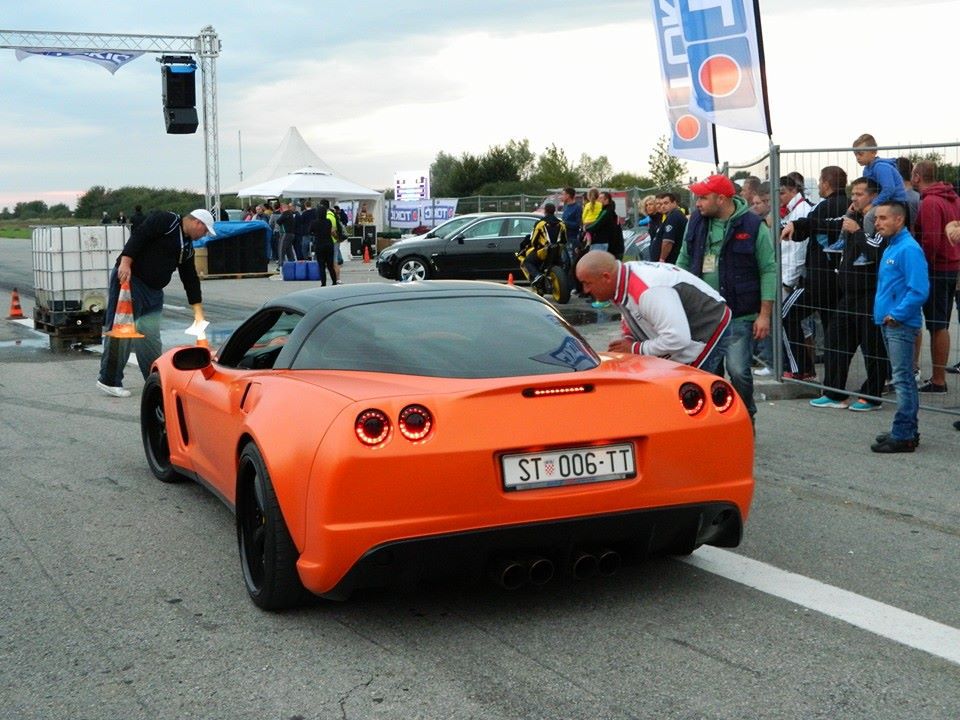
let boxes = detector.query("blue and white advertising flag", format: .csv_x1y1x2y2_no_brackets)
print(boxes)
14,49,143,75
652,0,719,165
677,0,771,134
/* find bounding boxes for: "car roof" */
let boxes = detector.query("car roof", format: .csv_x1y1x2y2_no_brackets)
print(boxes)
265,280,540,314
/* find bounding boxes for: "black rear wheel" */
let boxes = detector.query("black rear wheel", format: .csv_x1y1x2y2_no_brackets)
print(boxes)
547,265,572,304
236,444,311,610
140,373,187,483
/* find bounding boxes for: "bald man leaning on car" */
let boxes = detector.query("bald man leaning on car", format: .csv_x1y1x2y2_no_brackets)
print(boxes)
576,251,731,373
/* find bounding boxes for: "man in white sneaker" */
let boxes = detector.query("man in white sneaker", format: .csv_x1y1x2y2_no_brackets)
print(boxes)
97,209,211,397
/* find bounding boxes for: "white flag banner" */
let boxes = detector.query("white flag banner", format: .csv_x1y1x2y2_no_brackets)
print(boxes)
677,0,771,134
14,49,143,75
652,0,719,164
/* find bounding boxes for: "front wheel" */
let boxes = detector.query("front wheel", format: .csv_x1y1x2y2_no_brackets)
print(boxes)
546,265,572,304
140,373,187,483
236,444,311,611
398,256,430,282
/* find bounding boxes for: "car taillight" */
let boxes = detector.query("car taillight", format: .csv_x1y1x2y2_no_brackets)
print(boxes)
355,409,390,445
711,380,735,412
399,404,434,441
679,382,705,416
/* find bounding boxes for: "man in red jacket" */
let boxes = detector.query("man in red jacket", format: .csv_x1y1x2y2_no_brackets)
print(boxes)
911,160,960,392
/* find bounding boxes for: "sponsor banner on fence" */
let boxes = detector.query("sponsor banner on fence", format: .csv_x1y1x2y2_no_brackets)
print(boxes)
652,0,718,164
389,199,459,229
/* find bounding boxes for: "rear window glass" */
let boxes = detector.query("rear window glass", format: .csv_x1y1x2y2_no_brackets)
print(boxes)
292,296,599,378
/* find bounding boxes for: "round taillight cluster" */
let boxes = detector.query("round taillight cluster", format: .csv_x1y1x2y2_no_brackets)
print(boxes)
711,380,735,412
356,405,435,446
399,404,433,441
679,382,706,416
355,409,390,445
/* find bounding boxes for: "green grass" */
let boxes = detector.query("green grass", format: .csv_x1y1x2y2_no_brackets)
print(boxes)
0,219,101,239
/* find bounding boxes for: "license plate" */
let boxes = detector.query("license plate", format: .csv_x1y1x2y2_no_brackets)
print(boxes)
501,443,635,491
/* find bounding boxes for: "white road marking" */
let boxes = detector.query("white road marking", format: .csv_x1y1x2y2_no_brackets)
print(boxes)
683,546,960,666
163,303,187,311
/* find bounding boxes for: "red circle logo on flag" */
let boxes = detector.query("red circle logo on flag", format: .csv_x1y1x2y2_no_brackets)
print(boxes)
698,54,742,98
675,114,701,142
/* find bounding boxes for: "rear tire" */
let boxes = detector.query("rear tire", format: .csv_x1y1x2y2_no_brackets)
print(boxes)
236,444,311,610
140,373,187,483
547,265,571,304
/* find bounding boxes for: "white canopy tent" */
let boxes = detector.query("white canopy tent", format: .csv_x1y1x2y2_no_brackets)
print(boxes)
230,127,384,224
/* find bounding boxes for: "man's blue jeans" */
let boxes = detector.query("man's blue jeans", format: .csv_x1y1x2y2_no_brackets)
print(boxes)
699,323,732,377
725,318,757,417
882,323,921,441
98,269,164,387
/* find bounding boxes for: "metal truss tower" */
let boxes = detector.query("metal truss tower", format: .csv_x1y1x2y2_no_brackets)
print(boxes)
0,26,222,215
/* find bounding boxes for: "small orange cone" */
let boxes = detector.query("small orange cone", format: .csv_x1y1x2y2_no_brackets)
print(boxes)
106,281,144,339
362,245,371,264
7,288,24,319
507,273,514,286
196,330,210,348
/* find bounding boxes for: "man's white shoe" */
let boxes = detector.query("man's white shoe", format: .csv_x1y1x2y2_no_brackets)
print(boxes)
753,366,773,377
97,381,132,398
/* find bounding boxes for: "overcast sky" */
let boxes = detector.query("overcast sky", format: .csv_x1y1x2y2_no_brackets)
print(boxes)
1,0,958,210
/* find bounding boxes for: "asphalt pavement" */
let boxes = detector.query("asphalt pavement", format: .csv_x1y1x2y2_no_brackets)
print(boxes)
1,237,959,719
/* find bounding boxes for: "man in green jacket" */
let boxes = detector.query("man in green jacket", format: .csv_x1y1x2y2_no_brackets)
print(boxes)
677,175,777,422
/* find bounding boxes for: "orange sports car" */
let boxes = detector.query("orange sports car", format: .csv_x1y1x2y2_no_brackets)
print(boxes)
140,281,754,609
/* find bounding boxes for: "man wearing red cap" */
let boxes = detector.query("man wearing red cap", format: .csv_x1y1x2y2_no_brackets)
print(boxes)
676,175,777,423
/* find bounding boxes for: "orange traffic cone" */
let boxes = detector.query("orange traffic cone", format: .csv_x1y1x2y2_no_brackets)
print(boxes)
196,330,210,348
7,288,24,319
106,281,144,339
363,245,371,264
507,273,514,286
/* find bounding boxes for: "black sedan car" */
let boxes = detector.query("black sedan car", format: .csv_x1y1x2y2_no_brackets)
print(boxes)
377,213,540,281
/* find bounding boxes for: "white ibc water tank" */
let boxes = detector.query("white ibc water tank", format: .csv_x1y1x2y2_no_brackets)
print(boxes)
32,225,128,312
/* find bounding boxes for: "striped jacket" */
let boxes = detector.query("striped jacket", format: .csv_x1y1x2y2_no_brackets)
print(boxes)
613,261,731,367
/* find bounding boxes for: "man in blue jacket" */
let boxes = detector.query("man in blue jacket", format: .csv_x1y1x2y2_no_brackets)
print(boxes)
871,201,929,453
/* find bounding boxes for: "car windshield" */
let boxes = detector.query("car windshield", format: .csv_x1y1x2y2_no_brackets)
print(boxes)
292,296,600,378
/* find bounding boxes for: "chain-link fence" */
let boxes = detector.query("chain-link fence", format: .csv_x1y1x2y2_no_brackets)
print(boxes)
731,141,960,417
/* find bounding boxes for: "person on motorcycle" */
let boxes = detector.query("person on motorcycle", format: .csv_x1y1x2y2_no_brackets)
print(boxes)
518,203,567,290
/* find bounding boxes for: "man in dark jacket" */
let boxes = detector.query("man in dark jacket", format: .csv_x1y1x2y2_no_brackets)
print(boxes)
649,192,687,263
780,166,848,380
297,200,318,260
911,160,960,392
806,177,888,410
129,205,146,232
97,209,212,397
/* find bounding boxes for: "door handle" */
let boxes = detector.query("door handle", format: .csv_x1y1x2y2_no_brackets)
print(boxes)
486,242,497,248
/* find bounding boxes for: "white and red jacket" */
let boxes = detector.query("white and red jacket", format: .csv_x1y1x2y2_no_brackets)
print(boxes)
613,261,731,367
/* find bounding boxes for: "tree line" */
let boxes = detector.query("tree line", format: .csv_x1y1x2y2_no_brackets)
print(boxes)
428,136,686,197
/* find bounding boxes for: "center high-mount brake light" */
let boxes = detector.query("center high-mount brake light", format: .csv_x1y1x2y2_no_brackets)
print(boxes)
399,404,434,441
355,409,390,445
711,380,735,412
522,384,594,398
679,382,706,416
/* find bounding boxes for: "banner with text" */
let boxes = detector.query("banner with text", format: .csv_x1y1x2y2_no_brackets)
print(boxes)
388,199,459,229
652,0,718,164
677,0,771,134
14,49,143,74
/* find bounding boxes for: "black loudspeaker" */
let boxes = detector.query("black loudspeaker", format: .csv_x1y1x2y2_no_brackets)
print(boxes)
164,107,198,134
162,66,196,108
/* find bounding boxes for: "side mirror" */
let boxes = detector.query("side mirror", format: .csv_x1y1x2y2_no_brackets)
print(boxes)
453,234,465,244
172,345,212,373
524,234,531,242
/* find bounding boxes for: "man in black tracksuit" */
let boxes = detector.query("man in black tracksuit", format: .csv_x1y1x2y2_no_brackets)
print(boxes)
819,177,888,408
780,166,848,378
